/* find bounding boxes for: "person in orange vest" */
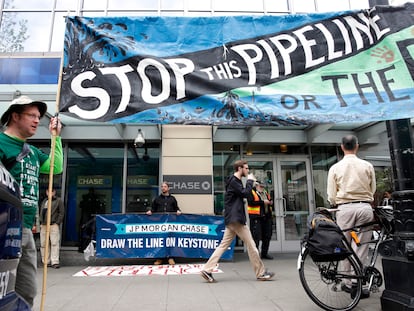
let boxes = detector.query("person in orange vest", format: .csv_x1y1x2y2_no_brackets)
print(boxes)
247,180,274,259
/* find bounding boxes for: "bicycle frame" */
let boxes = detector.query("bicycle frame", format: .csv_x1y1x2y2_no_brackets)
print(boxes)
297,206,393,311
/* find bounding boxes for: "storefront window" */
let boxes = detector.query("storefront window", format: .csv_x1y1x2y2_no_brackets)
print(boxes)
213,151,240,215
310,145,338,208
65,144,124,244
126,143,160,213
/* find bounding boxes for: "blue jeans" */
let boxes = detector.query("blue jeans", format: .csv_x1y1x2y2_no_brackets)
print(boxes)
15,228,37,307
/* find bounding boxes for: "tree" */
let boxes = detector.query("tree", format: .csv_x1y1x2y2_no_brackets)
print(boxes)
0,10,29,52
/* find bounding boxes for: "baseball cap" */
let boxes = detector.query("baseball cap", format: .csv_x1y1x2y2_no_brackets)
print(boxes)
1,96,47,126
255,180,265,186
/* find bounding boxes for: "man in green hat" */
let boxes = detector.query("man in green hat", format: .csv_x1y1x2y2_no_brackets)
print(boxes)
0,95,64,307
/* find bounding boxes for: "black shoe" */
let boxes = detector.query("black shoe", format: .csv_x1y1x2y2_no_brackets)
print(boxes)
51,264,60,269
200,270,216,283
261,254,274,260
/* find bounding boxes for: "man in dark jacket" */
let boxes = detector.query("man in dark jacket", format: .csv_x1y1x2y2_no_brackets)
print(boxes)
146,182,181,265
201,160,275,283
40,188,65,268
247,181,274,260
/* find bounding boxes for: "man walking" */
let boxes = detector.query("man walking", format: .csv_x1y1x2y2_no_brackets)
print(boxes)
40,188,65,269
201,160,274,282
0,95,63,307
327,135,375,298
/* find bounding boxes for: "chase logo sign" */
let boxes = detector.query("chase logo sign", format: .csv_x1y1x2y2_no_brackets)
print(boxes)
163,175,212,194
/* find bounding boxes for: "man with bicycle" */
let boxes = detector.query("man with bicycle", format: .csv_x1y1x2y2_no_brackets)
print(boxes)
327,134,376,299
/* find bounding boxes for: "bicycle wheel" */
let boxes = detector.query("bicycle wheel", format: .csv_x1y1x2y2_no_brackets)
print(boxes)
298,247,362,311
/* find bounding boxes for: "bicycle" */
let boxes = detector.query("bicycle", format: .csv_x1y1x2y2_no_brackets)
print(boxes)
297,206,394,311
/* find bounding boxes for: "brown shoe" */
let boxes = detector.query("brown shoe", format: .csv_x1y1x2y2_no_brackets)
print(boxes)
168,258,175,265
154,259,163,265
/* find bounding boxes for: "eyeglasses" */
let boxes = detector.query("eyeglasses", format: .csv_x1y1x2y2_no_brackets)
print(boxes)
20,112,41,121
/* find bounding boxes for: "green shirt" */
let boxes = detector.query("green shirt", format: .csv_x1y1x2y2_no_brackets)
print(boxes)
0,133,63,228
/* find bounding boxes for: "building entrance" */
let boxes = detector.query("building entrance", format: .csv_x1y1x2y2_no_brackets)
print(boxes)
248,156,314,253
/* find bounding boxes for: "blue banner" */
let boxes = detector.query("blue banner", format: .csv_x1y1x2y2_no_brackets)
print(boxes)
96,213,235,259
61,3,414,125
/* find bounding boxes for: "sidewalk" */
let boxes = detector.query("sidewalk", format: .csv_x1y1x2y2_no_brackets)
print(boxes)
33,251,382,311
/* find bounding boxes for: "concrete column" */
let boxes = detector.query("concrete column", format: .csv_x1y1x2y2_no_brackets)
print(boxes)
161,125,213,214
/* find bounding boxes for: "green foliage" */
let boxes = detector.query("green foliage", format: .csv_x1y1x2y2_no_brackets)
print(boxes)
376,167,393,193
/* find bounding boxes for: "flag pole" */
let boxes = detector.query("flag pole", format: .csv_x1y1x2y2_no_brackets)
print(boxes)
39,13,68,311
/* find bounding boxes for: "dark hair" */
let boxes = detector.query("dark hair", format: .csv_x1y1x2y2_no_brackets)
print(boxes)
342,135,358,151
233,160,247,172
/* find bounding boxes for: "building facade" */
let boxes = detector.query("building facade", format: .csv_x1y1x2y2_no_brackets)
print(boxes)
0,0,396,253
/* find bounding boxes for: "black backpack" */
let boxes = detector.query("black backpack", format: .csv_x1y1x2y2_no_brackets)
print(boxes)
304,209,351,262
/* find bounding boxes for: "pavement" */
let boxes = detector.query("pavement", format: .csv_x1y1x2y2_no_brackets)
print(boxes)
32,249,383,311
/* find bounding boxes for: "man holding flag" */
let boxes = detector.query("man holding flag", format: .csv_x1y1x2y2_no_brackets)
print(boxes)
0,95,63,307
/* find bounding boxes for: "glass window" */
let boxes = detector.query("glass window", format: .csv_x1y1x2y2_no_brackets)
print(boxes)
161,0,184,10
65,144,124,244
0,12,52,52
107,11,159,17
82,0,108,10
311,146,338,208
213,0,263,12
107,0,158,10
188,0,212,12
316,0,351,12
292,0,316,13
213,151,240,215
126,144,160,213
55,0,78,11
50,12,67,51
349,0,370,10
4,0,54,10
0,12,29,52
264,0,289,13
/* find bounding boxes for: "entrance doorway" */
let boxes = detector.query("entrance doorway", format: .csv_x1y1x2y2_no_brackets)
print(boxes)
248,156,314,253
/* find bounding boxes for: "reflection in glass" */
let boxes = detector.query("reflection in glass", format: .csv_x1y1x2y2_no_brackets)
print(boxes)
126,144,160,214
19,12,51,52
281,161,309,240
0,12,28,52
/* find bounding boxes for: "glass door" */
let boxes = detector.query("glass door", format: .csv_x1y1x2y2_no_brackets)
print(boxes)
248,156,314,253
275,157,313,252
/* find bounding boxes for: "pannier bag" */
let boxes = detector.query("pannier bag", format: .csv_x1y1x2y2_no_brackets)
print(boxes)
304,209,351,262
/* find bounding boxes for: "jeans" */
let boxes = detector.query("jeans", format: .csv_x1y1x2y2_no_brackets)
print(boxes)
15,228,37,307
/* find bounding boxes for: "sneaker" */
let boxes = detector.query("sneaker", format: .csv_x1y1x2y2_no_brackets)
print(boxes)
51,264,60,269
257,271,275,281
168,258,175,265
200,270,216,283
154,259,163,265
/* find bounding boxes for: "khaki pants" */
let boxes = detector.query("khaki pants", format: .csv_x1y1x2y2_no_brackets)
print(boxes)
336,203,374,285
203,222,265,278
40,223,61,265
